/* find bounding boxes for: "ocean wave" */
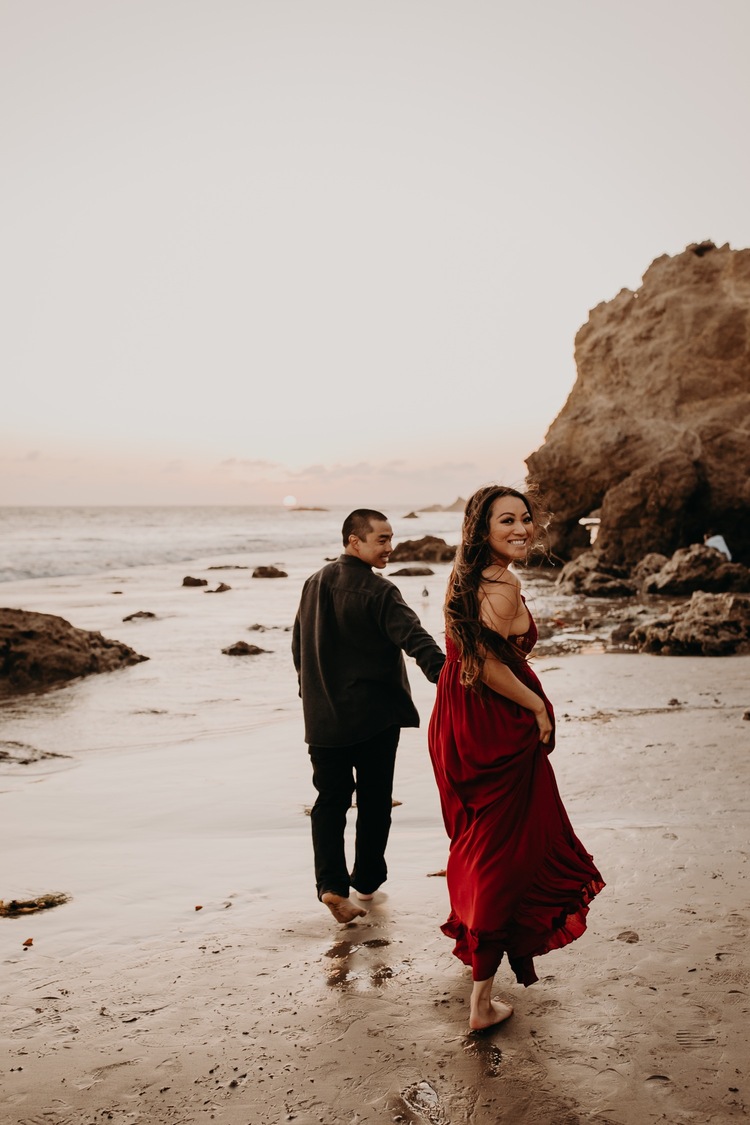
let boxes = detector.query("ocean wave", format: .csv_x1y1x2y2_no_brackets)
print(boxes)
0,505,464,583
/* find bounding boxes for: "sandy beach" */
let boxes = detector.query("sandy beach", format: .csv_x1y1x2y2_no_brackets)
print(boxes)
2,547,749,1124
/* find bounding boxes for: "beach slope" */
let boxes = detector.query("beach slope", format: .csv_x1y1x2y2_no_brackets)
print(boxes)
2,652,749,1124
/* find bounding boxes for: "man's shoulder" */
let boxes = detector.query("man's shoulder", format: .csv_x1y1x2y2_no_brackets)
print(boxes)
304,558,401,599
341,561,397,599
303,557,342,584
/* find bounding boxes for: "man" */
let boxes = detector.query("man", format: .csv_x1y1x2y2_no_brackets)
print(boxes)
292,508,445,924
703,529,732,561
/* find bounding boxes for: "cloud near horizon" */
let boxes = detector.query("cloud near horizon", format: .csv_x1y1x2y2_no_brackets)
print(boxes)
2,445,521,507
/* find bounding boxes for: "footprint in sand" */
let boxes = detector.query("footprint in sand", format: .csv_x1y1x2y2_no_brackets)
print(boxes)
675,1029,719,1047
528,998,561,1014
464,1040,504,1077
398,1080,449,1125
322,935,402,990
710,968,749,986
645,1074,674,1097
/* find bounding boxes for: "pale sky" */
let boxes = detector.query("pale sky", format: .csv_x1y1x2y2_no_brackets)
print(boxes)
3,0,750,507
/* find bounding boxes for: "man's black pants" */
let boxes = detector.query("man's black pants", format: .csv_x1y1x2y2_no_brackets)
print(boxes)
308,725,400,900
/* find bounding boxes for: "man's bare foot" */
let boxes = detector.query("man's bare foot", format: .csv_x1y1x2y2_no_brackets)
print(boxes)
468,998,514,1032
354,891,374,901
321,892,367,924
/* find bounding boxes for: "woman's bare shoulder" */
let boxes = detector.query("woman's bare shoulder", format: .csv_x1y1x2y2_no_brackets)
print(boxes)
480,564,522,590
479,568,522,635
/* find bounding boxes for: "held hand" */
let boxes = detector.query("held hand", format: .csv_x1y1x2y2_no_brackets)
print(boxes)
533,704,553,745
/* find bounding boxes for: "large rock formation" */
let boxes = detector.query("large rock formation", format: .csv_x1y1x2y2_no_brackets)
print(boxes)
526,242,750,568
0,608,148,695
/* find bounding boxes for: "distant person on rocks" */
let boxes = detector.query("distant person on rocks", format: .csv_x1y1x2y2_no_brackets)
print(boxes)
428,484,605,1031
292,509,445,925
703,529,732,561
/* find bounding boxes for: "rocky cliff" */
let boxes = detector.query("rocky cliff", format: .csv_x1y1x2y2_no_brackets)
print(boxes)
526,241,750,567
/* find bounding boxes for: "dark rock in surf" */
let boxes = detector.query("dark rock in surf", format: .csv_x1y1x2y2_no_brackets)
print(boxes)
252,566,288,578
222,642,268,656
0,608,148,696
389,536,456,563
0,892,71,917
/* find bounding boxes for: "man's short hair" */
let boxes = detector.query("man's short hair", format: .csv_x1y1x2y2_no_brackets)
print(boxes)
342,509,388,546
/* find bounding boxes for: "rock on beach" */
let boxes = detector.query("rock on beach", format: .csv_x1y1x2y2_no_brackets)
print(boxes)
389,536,456,563
642,544,750,595
0,608,148,695
629,591,750,655
221,642,268,656
252,565,288,578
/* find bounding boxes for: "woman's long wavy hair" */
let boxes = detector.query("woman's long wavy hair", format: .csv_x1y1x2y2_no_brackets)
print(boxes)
445,483,549,692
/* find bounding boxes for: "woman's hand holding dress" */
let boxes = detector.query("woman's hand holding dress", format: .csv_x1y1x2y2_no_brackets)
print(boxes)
532,701,553,745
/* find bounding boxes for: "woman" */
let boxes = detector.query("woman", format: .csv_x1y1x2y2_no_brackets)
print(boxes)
428,485,604,1031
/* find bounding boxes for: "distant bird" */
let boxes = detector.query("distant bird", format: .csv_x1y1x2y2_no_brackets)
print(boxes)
421,587,429,597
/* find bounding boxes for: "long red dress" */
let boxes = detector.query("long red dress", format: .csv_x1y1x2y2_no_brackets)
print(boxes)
428,610,604,987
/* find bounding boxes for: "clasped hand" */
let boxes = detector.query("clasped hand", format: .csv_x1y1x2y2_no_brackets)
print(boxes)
532,703,553,745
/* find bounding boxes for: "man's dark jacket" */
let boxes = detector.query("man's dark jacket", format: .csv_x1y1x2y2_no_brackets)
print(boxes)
292,554,446,747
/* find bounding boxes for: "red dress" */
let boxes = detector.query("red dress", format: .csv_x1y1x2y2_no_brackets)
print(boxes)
428,610,604,986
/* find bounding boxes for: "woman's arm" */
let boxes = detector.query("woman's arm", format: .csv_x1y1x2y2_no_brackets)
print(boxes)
480,654,553,745
478,570,552,743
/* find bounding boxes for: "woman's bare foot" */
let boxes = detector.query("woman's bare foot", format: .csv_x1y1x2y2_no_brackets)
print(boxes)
321,892,367,923
354,891,374,901
469,998,514,1032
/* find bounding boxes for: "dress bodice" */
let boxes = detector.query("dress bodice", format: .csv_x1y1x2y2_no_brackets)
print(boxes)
445,600,537,659
508,613,537,654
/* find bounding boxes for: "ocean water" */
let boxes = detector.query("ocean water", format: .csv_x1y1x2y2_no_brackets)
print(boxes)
0,505,465,583
0,504,467,773
0,504,579,771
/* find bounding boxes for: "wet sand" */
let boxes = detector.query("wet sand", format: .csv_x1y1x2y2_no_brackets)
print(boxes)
2,650,749,1124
